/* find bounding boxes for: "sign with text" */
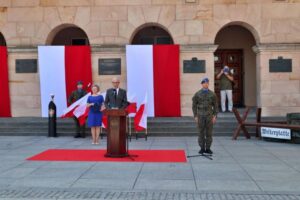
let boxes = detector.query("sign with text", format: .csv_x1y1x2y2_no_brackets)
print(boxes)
16,59,38,73
98,58,121,75
261,127,291,140
269,57,292,72
183,58,205,73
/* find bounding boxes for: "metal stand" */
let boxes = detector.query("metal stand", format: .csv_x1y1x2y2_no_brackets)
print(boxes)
187,153,213,160
128,117,132,141
130,116,148,141
134,130,148,140
126,116,138,161
145,129,148,141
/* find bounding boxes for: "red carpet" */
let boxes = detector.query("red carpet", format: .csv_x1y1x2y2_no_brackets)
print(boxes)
27,149,187,163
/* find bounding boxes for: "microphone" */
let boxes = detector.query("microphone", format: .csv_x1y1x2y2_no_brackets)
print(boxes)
113,89,117,97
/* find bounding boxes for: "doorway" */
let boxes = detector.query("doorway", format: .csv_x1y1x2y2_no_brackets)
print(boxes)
214,49,243,107
214,24,257,107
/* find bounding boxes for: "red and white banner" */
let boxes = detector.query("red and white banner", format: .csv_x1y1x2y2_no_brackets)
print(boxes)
134,94,147,131
126,45,181,117
0,46,11,117
38,46,92,117
62,92,106,127
126,93,137,116
62,92,91,125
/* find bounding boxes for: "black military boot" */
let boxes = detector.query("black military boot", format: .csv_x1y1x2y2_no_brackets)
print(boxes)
198,148,205,154
205,149,213,154
80,126,86,138
74,124,81,138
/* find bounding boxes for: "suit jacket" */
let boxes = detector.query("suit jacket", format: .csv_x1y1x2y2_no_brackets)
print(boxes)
104,88,128,109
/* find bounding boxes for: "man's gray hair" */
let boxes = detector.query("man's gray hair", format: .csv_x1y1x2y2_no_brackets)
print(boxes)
112,77,120,82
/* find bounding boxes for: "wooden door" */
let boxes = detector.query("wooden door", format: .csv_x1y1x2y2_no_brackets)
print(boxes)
214,49,243,107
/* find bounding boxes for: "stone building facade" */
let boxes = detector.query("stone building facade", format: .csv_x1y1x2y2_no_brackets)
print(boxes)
0,0,300,117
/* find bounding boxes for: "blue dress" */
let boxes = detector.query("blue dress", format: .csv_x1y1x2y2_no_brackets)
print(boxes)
87,95,104,127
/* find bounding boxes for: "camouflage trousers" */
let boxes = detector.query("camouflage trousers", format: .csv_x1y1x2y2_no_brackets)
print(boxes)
73,117,86,137
197,115,213,150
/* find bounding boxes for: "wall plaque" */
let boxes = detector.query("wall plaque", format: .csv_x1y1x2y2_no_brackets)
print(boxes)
183,57,205,73
269,57,292,72
16,59,37,73
98,58,121,75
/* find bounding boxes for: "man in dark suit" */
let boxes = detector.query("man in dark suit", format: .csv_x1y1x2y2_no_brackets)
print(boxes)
104,77,128,109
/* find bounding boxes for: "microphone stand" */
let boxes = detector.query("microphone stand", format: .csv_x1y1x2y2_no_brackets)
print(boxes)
126,112,138,161
187,153,213,160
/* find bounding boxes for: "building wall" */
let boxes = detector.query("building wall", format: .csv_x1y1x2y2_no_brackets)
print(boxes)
0,0,300,116
7,49,40,116
254,44,300,116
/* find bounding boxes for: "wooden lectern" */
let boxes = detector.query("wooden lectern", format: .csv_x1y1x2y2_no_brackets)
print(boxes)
103,109,128,157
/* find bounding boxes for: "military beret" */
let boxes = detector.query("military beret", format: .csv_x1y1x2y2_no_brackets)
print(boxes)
201,77,209,84
77,81,83,85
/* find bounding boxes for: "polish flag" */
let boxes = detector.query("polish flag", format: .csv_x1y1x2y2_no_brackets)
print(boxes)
72,93,90,126
126,45,180,117
134,94,147,131
38,46,92,117
126,93,137,116
61,92,90,118
126,102,137,115
102,115,108,129
62,92,106,127
100,92,107,128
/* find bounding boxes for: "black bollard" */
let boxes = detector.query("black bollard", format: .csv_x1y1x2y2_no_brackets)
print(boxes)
48,94,57,137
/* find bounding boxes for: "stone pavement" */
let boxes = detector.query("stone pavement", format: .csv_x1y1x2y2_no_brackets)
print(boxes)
0,136,299,200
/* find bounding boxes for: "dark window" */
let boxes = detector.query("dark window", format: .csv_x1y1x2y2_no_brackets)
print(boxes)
0,33,6,46
132,26,173,45
51,27,89,45
72,38,88,45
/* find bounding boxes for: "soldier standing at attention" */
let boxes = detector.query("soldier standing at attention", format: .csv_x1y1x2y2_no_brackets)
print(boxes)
68,81,87,138
192,78,218,155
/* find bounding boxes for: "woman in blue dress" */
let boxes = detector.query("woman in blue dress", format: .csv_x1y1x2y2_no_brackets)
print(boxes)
87,84,104,144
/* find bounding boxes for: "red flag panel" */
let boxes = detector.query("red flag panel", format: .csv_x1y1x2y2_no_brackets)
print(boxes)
134,104,145,131
0,46,11,117
153,45,181,117
65,46,92,105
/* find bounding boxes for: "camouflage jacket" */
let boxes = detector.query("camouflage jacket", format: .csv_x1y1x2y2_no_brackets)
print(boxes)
68,89,87,104
192,89,218,117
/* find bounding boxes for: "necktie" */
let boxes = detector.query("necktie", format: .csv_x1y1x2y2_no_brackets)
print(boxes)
114,89,117,101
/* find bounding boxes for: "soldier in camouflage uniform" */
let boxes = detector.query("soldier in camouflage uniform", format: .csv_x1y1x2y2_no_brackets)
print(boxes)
68,81,87,138
192,78,218,154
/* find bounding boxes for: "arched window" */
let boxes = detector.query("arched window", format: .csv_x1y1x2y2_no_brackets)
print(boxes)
0,33,6,46
131,25,173,45
47,25,89,45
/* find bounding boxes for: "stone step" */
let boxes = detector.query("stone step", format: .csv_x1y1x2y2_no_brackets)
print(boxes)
0,113,285,137
0,130,258,137
0,116,285,124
